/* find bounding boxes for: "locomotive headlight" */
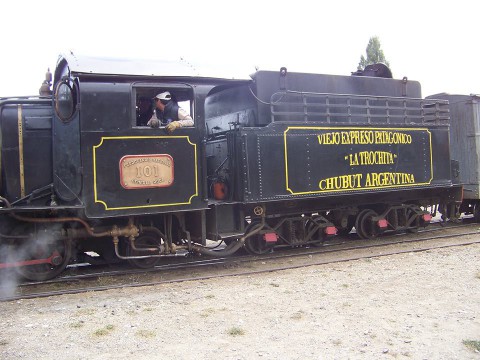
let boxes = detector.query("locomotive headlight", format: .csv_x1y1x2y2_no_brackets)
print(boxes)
54,81,75,121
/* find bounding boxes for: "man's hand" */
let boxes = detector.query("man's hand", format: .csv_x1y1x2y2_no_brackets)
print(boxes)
147,118,160,128
165,121,181,133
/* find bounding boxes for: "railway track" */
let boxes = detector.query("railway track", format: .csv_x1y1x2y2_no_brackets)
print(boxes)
2,221,479,301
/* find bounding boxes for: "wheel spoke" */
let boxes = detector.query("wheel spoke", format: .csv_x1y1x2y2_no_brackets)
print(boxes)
16,238,72,281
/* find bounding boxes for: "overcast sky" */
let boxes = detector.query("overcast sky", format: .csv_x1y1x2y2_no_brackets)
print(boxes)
1,0,478,98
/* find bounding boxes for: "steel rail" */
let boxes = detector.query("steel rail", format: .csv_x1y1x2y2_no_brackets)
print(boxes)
2,225,479,302
15,220,461,288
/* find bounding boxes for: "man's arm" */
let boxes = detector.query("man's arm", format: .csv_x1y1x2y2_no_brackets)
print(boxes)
176,108,194,127
165,108,194,133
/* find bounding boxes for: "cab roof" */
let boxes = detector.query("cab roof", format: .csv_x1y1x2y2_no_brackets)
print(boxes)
55,52,251,82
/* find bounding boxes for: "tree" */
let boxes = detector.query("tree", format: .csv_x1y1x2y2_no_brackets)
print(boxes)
358,36,390,70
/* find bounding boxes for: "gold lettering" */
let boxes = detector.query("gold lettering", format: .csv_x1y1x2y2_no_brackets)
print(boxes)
318,132,341,145
321,130,414,146
364,172,416,188
347,151,395,166
349,153,359,166
319,174,363,191
374,131,412,144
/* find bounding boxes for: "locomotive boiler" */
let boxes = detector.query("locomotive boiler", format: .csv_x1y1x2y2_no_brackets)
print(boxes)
0,54,462,280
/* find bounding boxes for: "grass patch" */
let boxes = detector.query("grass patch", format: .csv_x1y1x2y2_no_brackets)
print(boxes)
205,294,215,299
200,308,216,318
463,340,480,352
270,283,280,287
228,327,245,336
0,340,8,346
291,311,304,320
70,321,85,328
93,329,109,336
93,324,115,337
75,308,96,316
136,329,156,338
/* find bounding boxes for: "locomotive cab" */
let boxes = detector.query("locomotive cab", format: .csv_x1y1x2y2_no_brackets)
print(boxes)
51,55,207,219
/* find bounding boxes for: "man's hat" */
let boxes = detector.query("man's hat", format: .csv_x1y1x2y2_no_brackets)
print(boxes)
154,91,172,101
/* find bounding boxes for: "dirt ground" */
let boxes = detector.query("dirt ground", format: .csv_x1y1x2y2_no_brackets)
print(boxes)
0,242,479,359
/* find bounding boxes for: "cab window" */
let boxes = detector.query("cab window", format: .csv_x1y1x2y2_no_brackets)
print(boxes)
133,85,193,128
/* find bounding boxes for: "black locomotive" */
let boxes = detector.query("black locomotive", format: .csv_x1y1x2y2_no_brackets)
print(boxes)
0,54,462,280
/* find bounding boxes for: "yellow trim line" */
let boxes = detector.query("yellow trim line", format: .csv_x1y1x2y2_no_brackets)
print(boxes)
17,105,25,197
93,136,198,210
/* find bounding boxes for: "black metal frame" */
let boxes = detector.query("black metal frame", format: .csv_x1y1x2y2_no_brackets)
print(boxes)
270,91,450,125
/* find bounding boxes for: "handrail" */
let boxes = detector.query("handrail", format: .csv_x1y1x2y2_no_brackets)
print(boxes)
270,91,449,125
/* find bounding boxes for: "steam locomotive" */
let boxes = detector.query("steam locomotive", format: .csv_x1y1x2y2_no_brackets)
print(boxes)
0,54,463,280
